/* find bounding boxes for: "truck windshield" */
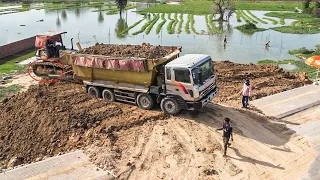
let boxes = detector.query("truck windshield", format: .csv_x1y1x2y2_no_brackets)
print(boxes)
192,59,214,85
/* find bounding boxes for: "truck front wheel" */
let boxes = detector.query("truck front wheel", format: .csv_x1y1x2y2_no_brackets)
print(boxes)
160,98,181,115
137,93,154,110
102,88,115,102
87,86,101,98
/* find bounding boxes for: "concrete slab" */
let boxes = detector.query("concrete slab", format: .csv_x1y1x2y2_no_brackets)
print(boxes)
251,84,320,118
0,150,113,180
284,106,320,180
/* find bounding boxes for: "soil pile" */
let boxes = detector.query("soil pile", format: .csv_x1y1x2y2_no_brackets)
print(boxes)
213,61,311,105
80,43,179,59
0,82,165,169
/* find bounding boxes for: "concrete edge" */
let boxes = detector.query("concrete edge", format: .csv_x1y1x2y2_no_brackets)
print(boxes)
275,100,320,119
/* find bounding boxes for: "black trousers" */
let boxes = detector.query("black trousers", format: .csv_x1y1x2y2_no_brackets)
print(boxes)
242,96,249,108
223,137,230,155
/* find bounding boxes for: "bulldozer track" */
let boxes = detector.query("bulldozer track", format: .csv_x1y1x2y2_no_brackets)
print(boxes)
32,61,74,79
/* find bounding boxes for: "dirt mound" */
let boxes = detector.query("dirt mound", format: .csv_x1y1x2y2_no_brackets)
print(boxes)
0,82,165,169
213,61,311,105
80,43,179,59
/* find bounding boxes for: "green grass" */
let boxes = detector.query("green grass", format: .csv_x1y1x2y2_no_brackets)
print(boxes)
288,46,320,59
190,14,199,35
140,1,302,15
120,15,147,35
235,23,267,35
205,15,214,35
246,10,267,24
235,11,241,22
264,12,313,20
106,5,137,15
0,85,24,100
237,10,250,23
185,14,191,34
208,14,220,34
145,13,159,35
266,12,320,34
172,13,178,34
239,10,258,24
271,25,320,34
167,13,176,34
156,13,167,34
140,1,213,15
279,18,285,25
132,14,157,35
0,49,34,74
176,14,183,34
236,2,302,11
263,17,278,25
258,59,317,79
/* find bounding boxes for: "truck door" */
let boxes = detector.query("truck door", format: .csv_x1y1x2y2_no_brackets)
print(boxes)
165,67,193,101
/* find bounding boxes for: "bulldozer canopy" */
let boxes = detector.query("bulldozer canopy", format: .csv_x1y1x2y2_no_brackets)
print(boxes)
35,31,66,48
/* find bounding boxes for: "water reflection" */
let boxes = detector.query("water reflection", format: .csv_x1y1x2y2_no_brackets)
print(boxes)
97,7,104,24
115,15,128,39
75,8,80,18
56,12,61,27
61,10,67,21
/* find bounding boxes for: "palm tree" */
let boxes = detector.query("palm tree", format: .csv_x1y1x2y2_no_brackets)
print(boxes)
115,0,127,17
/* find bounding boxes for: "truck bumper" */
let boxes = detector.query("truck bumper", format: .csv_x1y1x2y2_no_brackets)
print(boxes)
192,87,219,110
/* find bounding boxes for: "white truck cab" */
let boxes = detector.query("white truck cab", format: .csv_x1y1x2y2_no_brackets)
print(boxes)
160,54,218,114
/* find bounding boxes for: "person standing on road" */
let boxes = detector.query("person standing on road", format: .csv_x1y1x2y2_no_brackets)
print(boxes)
217,118,233,157
241,79,252,108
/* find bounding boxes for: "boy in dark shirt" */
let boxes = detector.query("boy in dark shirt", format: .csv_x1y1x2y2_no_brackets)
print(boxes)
217,118,233,157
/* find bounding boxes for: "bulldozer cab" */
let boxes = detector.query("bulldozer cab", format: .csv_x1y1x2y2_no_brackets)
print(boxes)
35,31,67,60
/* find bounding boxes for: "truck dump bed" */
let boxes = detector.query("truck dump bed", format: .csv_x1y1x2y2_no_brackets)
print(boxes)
60,43,181,86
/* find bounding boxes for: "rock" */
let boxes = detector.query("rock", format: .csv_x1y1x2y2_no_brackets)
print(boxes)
7,157,23,168
0,80,5,84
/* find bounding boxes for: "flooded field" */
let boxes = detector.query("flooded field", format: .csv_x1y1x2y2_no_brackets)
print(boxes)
0,3,320,63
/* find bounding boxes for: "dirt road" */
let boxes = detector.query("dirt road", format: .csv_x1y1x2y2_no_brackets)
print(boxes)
86,103,315,180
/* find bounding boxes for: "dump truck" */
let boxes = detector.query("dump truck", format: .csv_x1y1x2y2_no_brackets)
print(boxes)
33,31,218,115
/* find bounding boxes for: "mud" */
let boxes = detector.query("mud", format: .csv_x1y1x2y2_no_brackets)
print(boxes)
80,43,179,59
213,61,311,106
0,61,315,179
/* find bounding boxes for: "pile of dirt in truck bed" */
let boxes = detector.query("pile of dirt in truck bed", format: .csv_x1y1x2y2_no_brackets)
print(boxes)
0,61,313,178
80,43,179,59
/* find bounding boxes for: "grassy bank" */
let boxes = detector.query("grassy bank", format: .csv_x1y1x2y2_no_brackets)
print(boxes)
0,85,24,101
288,46,320,59
258,59,317,79
141,1,302,15
235,23,266,35
0,49,34,75
265,12,320,34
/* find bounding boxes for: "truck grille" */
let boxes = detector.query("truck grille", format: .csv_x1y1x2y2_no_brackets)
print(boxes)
200,82,215,97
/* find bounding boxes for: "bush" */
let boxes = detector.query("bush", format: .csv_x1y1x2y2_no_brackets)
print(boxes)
313,8,320,18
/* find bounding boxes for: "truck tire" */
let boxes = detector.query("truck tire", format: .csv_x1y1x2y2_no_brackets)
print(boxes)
137,93,154,110
87,86,101,98
160,98,181,115
102,88,115,102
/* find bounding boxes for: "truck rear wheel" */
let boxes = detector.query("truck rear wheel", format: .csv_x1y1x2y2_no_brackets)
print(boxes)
137,93,154,110
160,98,180,115
87,86,101,98
102,88,115,102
